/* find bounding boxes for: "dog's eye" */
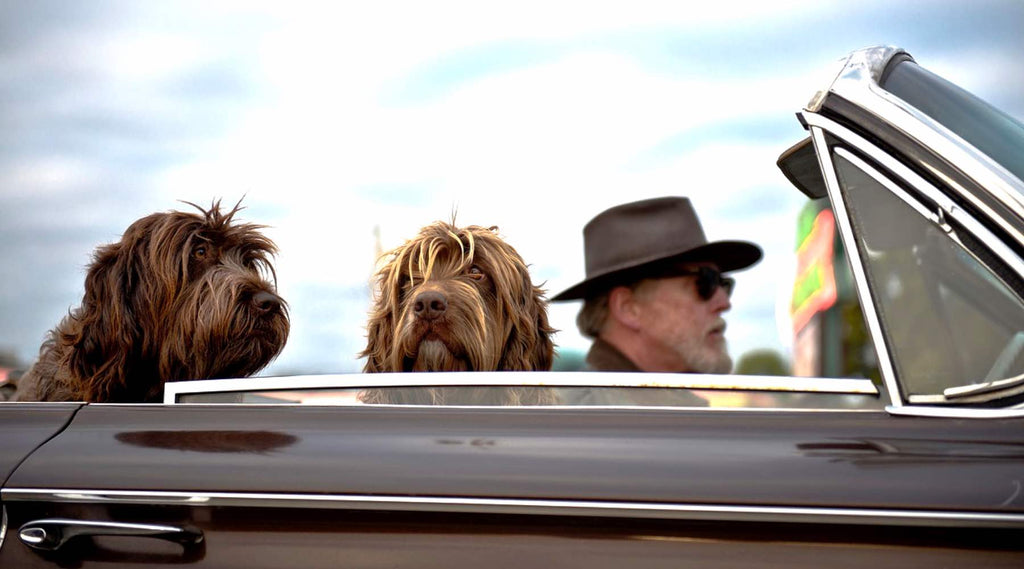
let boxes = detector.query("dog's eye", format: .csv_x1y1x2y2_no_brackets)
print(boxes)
192,245,208,260
397,278,413,298
467,265,485,280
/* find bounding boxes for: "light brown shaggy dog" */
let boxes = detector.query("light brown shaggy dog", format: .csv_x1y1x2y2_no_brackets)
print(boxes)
360,221,555,405
14,201,289,403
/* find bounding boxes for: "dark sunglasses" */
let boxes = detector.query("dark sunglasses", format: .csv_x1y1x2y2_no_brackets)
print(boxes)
678,266,734,301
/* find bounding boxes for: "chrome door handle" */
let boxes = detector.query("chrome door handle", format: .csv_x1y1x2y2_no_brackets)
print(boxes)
19,518,203,551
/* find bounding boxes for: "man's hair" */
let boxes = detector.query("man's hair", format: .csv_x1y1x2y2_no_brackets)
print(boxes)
576,291,611,339
576,279,651,338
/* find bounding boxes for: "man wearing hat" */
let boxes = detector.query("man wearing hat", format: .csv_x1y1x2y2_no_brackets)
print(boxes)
553,197,761,390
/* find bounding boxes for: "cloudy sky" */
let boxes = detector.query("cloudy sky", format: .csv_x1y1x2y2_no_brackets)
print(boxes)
2,0,1022,376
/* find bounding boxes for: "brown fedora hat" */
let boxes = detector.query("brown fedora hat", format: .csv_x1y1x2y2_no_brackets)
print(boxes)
552,197,762,301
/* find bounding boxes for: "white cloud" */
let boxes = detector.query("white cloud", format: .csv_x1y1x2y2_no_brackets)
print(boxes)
143,40,822,373
5,156,95,197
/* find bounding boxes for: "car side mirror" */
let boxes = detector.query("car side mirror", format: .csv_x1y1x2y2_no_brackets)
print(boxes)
778,136,828,200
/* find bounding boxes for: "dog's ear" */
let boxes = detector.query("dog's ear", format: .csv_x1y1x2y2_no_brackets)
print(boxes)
499,268,556,372
361,262,401,373
525,281,556,371
362,307,395,372
63,238,140,400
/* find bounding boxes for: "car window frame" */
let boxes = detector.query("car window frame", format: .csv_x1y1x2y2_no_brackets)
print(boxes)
803,111,1024,417
833,147,1024,400
163,371,881,410
810,48,1024,243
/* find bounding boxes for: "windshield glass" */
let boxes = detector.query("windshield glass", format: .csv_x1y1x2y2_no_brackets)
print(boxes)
834,149,1024,400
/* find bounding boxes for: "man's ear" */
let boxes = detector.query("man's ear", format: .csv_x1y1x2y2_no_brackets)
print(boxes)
608,285,643,331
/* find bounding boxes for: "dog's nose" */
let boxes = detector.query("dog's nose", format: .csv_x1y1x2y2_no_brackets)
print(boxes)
252,290,283,313
413,290,447,321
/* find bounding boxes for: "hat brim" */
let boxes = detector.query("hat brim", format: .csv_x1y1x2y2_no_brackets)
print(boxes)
551,240,762,301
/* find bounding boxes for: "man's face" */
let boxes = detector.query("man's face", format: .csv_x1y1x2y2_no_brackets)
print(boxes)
631,264,733,373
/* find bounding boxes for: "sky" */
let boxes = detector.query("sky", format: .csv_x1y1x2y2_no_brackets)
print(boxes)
2,0,1023,376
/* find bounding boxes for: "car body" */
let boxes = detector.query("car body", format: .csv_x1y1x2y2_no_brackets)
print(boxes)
2,46,1024,567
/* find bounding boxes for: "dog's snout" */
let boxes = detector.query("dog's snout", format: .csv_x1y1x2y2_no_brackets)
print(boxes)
252,290,283,313
413,290,447,320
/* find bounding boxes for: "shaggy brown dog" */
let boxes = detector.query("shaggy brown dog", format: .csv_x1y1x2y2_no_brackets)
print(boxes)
360,222,555,405
14,201,290,403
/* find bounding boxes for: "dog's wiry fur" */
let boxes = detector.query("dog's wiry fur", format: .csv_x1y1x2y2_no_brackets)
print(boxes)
14,200,289,403
360,221,555,405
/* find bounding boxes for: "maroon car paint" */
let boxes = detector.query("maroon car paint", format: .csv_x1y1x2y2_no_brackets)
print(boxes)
0,404,79,484
7,404,1024,512
3,404,1023,567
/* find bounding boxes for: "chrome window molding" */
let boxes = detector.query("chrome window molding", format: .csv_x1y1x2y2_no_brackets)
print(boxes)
808,126,902,408
4,488,1023,529
162,372,878,404
817,46,1024,243
806,45,906,113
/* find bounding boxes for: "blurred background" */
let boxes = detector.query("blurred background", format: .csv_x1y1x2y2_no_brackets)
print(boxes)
2,0,1023,380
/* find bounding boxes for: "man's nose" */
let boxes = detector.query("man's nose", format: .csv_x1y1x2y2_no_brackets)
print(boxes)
709,286,732,312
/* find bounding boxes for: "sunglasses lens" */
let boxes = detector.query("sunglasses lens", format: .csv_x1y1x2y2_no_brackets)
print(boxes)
721,276,735,297
696,270,714,300
695,267,733,300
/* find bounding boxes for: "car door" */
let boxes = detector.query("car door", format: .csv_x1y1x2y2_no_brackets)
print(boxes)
3,399,1024,568
0,403,80,488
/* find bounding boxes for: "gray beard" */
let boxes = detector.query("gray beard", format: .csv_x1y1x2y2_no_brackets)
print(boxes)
685,342,733,374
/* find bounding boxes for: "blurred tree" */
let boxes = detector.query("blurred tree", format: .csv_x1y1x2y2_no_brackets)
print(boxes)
552,349,586,371
735,349,790,376
0,348,22,368
0,348,22,400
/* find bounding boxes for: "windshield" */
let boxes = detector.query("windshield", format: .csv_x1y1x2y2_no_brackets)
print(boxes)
834,148,1024,401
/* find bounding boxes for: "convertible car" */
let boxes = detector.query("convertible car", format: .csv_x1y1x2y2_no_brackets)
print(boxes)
2,46,1023,567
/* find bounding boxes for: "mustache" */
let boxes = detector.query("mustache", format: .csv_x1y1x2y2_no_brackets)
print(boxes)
708,318,727,335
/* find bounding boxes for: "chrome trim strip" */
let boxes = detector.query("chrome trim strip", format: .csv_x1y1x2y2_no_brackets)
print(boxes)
802,112,1024,281
806,47,907,113
4,489,1022,529
885,405,1024,419
1,505,6,549
808,125,902,407
825,47,1024,243
945,372,1024,399
162,373,878,404
822,46,907,101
